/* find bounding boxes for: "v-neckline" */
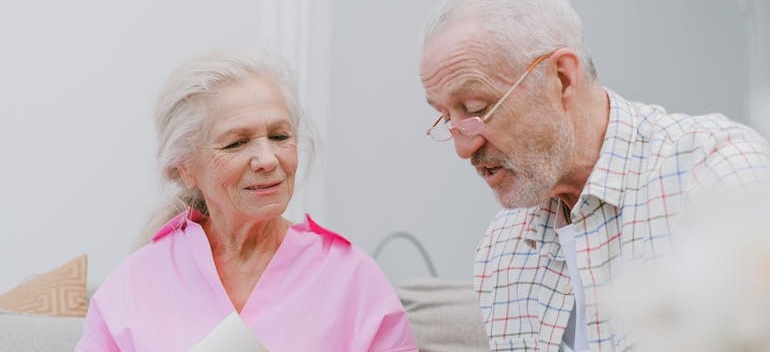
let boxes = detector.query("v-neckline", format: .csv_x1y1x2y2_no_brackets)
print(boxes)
184,219,297,317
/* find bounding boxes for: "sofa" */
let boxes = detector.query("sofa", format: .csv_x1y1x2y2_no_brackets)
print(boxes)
0,311,85,351
0,255,489,351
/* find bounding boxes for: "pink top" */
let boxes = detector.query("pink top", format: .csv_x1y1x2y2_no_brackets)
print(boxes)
75,211,417,351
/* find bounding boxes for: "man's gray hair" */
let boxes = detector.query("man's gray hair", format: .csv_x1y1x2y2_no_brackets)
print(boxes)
421,0,595,79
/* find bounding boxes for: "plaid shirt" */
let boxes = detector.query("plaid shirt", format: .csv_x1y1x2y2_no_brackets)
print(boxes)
474,90,770,352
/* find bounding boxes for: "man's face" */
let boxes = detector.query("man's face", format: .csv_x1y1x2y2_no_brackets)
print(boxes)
420,20,573,208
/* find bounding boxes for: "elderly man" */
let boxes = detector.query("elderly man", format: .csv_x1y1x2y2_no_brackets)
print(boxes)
418,0,770,351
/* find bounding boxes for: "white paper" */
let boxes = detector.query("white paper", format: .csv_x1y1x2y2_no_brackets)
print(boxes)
190,312,270,352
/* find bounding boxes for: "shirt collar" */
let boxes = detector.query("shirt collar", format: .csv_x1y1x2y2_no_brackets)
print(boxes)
523,199,561,253
579,89,640,208
150,211,350,245
291,214,351,245
151,208,205,242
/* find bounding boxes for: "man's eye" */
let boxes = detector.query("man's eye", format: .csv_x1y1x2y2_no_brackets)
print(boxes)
223,139,247,149
467,107,487,117
463,101,489,116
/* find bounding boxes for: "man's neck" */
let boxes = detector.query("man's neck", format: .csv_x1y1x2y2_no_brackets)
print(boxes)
553,85,610,209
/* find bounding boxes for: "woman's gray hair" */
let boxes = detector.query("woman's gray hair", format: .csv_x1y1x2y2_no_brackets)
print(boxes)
140,49,316,243
421,0,596,81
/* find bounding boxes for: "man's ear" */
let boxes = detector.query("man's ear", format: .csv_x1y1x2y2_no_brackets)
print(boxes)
177,165,197,189
552,48,581,107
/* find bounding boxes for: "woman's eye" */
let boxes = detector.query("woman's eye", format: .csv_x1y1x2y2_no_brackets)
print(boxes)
223,139,247,149
270,134,290,141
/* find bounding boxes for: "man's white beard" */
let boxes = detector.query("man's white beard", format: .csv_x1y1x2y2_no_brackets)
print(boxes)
494,123,572,209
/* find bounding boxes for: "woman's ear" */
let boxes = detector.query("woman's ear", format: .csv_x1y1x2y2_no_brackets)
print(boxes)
176,165,197,189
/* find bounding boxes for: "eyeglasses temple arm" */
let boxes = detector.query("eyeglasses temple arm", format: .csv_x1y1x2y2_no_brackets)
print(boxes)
426,115,444,135
481,53,552,123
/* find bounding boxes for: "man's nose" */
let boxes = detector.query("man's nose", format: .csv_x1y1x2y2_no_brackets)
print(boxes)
452,132,485,159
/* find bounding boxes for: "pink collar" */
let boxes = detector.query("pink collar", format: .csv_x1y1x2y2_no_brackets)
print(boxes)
150,211,350,245
151,208,205,242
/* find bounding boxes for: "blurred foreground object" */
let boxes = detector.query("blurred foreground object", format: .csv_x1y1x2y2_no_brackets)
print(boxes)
604,185,770,352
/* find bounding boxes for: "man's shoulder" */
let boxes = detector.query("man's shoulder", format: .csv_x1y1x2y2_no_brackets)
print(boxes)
614,94,769,167
619,98,770,195
646,110,769,165
624,96,766,150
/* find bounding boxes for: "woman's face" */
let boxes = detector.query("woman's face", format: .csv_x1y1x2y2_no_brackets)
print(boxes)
179,75,298,223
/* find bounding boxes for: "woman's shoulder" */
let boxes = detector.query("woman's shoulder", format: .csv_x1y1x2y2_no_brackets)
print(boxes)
290,214,351,245
92,215,198,304
288,214,384,268
286,215,398,291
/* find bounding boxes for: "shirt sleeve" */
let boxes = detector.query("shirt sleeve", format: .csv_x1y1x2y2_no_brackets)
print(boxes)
369,310,420,352
74,300,121,352
359,256,419,352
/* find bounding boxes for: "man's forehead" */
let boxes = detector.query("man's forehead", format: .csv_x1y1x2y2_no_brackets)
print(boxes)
423,18,485,58
420,21,490,80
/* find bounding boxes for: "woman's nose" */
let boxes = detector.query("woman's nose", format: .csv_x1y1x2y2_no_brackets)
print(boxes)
249,141,279,171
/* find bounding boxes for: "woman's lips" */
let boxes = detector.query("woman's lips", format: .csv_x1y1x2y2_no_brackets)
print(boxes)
245,181,281,191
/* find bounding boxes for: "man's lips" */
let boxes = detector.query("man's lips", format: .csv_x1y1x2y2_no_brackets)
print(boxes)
476,165,501,178
472,150,509,183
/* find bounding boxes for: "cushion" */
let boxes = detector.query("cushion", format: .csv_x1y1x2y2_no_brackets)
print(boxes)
396,277,489,351
0,310,84,351
0,254,88,317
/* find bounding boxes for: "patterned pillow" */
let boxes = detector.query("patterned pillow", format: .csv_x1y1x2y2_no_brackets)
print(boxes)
0,254,88,317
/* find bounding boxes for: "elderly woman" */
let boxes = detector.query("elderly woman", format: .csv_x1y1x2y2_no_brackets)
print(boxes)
75,50,417,351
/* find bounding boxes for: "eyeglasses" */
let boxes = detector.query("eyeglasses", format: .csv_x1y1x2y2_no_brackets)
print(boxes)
426,52,553,142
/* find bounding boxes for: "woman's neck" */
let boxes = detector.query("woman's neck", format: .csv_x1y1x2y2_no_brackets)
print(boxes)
202,216,292,312
203,216,289,260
